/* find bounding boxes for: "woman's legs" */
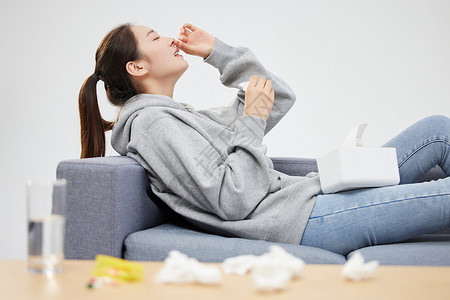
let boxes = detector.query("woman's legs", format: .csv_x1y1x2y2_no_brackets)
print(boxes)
300,115,450,255
301,179,450,255
383,114,450,183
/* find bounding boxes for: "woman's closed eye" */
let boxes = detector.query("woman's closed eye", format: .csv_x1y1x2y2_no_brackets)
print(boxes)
154,36,160,41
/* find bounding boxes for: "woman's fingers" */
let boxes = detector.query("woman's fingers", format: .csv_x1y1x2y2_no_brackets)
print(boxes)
256,76,266,89
180,23,195,37
178,23,198,43
175,39,194,54
264,79,272,91
248,75,273,93
176,23,215,59
179,28,189,38
183,23,197,32
178,25,190,40
244,75,274,120
249,75,259,87
263,79,274,102
178,26,188,38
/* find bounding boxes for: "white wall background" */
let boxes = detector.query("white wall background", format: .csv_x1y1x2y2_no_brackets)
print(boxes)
0,0,449,259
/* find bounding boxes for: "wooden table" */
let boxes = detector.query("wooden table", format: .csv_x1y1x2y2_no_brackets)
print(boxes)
0,260,449,299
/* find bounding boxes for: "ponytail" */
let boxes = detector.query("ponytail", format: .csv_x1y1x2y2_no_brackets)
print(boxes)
78,74,114,158
78,23,140,158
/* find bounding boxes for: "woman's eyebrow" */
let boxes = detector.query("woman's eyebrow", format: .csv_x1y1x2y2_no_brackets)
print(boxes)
146,30,155,38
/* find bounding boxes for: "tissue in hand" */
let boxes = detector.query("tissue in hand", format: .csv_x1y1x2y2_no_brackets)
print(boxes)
317,123,400,194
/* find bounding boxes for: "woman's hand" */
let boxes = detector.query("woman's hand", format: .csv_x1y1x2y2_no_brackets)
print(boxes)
244,75,275,121
175,23,215,59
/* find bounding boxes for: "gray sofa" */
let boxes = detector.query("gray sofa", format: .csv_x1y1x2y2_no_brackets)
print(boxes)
57,156,450,265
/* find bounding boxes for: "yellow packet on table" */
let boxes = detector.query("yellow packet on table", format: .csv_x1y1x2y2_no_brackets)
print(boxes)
92,254,144,282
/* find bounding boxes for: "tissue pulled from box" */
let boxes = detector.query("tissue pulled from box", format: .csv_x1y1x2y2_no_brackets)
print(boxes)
342,123,368,147
222,245,305,291
154,250,222,285
341,251,379,281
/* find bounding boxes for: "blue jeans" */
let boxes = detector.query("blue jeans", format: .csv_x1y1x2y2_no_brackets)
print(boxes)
300,115,450,255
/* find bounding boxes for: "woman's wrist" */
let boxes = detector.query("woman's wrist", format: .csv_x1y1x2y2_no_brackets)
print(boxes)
202,37,215,59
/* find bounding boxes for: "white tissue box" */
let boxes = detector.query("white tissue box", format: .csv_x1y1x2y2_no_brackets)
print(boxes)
317,147,400,194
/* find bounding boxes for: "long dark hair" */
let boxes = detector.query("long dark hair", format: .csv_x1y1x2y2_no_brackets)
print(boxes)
78,23,140,158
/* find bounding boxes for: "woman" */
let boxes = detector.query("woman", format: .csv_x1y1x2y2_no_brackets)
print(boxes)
79,23,450,256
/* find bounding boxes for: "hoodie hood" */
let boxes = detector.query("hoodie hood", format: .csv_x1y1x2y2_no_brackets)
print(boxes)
111,93,187,155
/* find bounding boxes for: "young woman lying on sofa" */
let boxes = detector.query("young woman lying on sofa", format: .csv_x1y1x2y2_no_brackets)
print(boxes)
78,23,449,256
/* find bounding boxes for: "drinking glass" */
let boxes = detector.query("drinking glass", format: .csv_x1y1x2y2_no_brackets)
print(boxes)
26,179,67,274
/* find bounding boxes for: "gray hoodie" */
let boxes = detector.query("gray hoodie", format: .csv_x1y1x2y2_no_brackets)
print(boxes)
111,37,322,244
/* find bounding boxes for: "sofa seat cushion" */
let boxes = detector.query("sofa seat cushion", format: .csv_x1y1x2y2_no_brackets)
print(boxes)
124,223,346,264
347,234,450,266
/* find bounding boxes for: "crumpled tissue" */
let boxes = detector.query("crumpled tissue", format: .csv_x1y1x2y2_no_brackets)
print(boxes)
222,245,305,291
221,254,257,275
154,250,222,285
341,251,379,281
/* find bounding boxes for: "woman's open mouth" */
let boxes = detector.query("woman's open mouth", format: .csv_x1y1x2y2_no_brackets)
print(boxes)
174,47,182,58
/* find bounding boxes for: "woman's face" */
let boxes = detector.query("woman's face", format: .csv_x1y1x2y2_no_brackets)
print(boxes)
131,25,188,81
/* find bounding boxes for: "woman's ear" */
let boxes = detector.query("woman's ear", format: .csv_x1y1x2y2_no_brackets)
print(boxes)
126,61,149,77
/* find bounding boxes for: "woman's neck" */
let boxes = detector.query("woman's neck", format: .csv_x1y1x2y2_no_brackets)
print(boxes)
140,77,178,99
145,85,174,98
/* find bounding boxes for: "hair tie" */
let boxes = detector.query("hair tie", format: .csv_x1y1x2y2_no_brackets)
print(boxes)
92,73,100,81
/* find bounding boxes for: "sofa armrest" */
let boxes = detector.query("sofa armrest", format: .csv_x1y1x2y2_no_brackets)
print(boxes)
56,156,169,259
271,157,318,176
